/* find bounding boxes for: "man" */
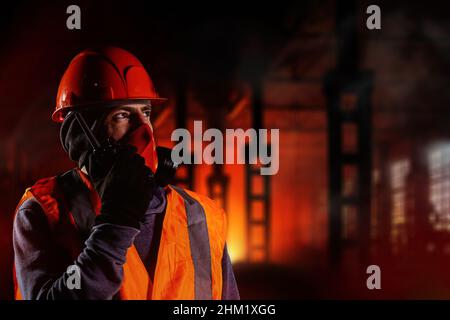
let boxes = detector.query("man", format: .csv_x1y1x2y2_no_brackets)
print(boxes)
12,47,239,300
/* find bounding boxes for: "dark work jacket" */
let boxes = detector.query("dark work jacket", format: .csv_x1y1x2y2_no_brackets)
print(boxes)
13,169,240,300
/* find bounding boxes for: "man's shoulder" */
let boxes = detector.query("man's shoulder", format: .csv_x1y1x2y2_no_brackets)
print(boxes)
14,197,49,233
16,168,78,218
169,185,226,216
170,185,219,206
168,186,227,240
25,168,77,193
16,197,43,214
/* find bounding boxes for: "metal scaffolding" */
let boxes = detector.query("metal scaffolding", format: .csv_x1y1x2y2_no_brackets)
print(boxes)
325,0,374,266
246,81,272,263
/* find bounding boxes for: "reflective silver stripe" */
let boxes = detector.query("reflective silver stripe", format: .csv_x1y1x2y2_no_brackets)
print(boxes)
171,185,212,300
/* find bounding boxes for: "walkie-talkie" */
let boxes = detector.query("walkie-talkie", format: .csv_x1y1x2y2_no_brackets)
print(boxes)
72,111,120,160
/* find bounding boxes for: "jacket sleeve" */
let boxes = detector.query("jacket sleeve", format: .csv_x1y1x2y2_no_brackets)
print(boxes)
13,198,140,300
221,244,240,300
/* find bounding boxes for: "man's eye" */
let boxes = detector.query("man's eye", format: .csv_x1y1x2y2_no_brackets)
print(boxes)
143,110,151,118
113,112,130,120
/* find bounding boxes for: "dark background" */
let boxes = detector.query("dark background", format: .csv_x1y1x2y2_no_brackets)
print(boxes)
2,0,450,299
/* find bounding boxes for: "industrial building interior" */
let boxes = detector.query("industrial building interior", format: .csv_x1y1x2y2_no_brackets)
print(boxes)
1,0,450,299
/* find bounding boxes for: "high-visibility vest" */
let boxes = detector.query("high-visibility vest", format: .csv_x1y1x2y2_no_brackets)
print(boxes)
13,168,226,300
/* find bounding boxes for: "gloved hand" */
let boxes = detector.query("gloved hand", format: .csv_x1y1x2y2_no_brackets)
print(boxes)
86,144,156,229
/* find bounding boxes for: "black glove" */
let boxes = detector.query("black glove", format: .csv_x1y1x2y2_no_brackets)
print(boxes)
86,144,156,229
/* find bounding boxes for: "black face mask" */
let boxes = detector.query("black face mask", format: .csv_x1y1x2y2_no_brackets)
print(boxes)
59,109,106,170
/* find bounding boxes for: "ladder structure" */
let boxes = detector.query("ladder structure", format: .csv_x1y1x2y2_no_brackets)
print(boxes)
324,0,374,266
245,146,272,263
324,71,373,266
245,82,272,263
208,166,229,212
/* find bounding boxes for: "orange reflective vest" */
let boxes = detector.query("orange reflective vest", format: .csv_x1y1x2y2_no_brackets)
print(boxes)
13,169,226,300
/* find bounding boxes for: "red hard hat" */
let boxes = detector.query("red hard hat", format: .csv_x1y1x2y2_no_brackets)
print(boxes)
52,47,167,123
